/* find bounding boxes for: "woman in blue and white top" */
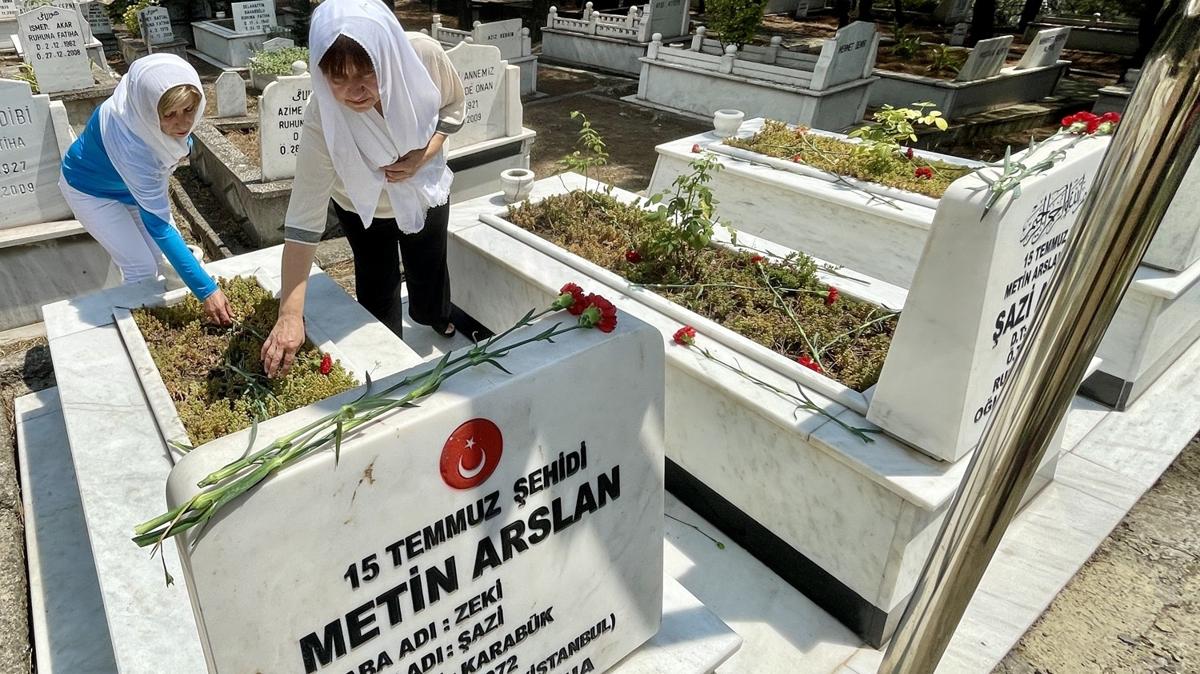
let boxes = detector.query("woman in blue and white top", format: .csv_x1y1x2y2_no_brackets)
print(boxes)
59,54,233,325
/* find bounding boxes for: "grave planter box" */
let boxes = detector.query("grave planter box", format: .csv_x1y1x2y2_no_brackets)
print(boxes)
1024,17,1138,55
191,19,270,69
869,61,1069,118
626,23,879,131
116,33,188,63
540,1,689,76
445,173,1072,646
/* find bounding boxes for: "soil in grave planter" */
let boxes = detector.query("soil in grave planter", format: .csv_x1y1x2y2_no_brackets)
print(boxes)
874,44,979,80
132,276,357,446
222,127,263,167
727,119,975,199
506,191,896,391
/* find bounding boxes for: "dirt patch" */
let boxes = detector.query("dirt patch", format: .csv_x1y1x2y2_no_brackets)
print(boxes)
998,439,1200,673
221,127,262,164
525,93,710,193
393,0,453,31
172,164,256,255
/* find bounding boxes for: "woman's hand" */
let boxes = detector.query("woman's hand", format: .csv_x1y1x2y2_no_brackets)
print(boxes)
382,133,448,183
261,312,306,378
202,289,234,326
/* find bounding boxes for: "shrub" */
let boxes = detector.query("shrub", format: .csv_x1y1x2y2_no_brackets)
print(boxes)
706,0,769,48
247,46,311,75
123,0,154,35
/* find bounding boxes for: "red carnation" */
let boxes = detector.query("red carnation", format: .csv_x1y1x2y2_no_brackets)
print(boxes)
625,249,642,263
1100,111,1121,124
791,153,803,162
750,254,766,264
673,326,697,346
1085,116,1101,134
915,166,934,180
905,147,914,160
556,282,588,315
1061,112,1079,128
319,353,333,376
579,293,618,333
825,287,839,306
691,143,702,153
797,355,822,373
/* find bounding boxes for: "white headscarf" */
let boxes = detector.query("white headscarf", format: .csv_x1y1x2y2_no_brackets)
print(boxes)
309,0,451,231
99,54,205,224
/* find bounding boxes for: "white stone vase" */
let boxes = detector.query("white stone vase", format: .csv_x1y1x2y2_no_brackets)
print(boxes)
499,168,536,204
713,109,745,138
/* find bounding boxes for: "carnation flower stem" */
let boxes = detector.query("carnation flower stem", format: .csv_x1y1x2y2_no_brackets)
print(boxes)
133,304,588,557
665,513,726,549
631,281,826,297
690,345,876,443
813,311,899,360
755,264,827,372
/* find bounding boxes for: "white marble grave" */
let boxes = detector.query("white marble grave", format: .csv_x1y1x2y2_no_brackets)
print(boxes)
214,69,247,118
954,35,1012,81
139,5,173,44
443,40,536,201
1016,26,1071,70
428,15,538,95
232,0,275,35
262,34,292,50
258,66,311,181
628,22,879,130
168,311,667,673
18,5,92,94
541,0,690,77
869,134,1110,462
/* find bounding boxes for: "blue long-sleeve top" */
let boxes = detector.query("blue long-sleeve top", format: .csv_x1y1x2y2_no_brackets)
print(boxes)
61,109,217,300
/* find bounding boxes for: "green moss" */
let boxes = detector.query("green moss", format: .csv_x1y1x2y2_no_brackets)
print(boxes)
506,192,895,391
132,276,357,446
726,119,974,199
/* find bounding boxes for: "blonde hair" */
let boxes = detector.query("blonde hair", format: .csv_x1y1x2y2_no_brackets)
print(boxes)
157,84,202,117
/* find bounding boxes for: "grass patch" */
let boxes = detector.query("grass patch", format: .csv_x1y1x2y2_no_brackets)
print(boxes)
132,276,356,446
506,191,895,391
726,119,974,199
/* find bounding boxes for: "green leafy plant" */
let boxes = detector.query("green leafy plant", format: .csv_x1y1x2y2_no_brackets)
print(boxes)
123,0,154,36
706,0,769,48
247,46,311,75
638,153,724,273
560,111,609,192
926,44,963,75
848,102,950,174
891,24,922,59
14,62,38,94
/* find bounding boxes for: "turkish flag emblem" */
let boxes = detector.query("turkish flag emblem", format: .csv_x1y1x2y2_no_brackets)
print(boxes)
440,419,503,489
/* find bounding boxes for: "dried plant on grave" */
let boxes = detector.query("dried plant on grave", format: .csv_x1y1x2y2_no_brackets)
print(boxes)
727,117,972,198
131,276,356,447
506,178,896,392
560,111,610,194
14,62,38,95
976,110,1121,218
133,288,621,581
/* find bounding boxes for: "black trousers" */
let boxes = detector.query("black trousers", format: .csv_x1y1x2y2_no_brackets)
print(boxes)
333,200,452,339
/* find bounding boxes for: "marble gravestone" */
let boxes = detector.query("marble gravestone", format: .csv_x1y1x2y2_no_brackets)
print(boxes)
445,41,507,148
1016,27,1071,70
868,134,1111,462
17,5,92,94
645,0,689,41
810,20,877,90
139,5,172,45
1142,147,1200,272
81,1,110,36
0,78,74,228
474,18,522,60
215,70,247,118
0,1,15,52
166,317,666,674
262,35,293,50
258,68,311,181
954,35,1012,82
949,22,969,46
232,0,275,35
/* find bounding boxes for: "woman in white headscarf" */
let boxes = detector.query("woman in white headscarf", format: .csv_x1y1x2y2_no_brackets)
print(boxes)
261,0,488,377
59,54,232,324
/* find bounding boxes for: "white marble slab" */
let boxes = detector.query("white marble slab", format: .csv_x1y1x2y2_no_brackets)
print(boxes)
16,388,119,674
614,577,742,673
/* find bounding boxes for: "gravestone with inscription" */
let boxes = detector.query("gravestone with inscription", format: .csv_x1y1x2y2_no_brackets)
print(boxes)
165,316,665,674
868,134,1111,462
232,0,275,35
1016,26,1071,70
645,0,689,40
948,21,969,46
0,1,15,51
258,66,311,181
810,19,877,90
445,41,514,149
81,1,110,36
139,5,173,45
215,70,247,117
17,6,92,94
954,35,1012,81
0,77,74,228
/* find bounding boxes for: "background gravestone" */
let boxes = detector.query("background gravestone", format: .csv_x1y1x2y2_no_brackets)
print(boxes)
139,5,173,45
166,320,665,674
261,35,293,50
1016,27,1071,69
445,41,506,148
474,18,521,59
0,78,74,229
17,5,92,94
1,0,20,51
81,1,110,36
868,135,1111,462
258,69,311,181
954,35,1013,82
215,70,247,117
232,0,275,35
646,0,688,40
810,21,878,91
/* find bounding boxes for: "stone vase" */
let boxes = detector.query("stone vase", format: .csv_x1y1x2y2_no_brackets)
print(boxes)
712,109,745,138
499,168,536,204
